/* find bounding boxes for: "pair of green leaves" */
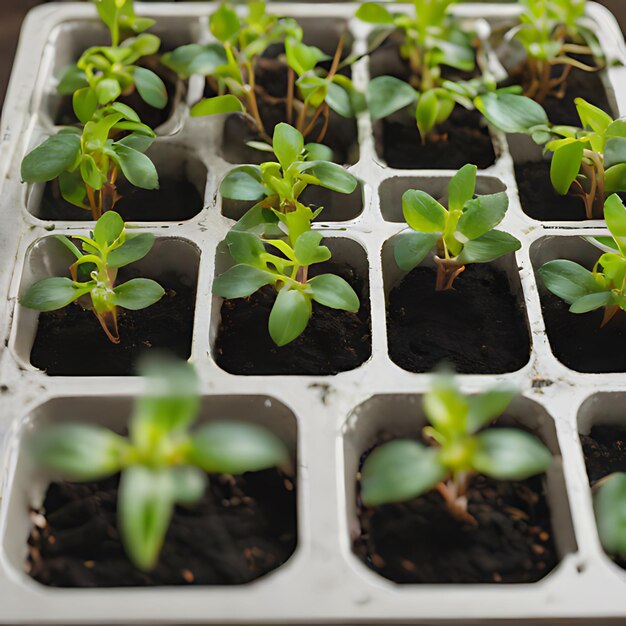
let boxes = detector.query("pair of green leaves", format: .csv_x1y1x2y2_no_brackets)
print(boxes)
393,164,521,277
21,104,158,213
360,375,552,507
92,0,155,47
21,212,164,342
540,193,626,318
33,358,289,571
213,226,359,346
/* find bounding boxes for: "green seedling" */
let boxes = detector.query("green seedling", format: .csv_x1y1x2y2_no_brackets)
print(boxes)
20,211,164,344
32,358,289,571
213,213,359,347
360,373,552,521
165,2,362,146
593,472,626,560
509,0,603,103
220,123,357,232
58,0,167,120
393,164,521,290
540,193,626,327
21,103,158,220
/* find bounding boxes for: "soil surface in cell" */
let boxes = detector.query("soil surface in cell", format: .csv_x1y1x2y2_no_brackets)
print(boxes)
354,439,557,583
215,261,371,375
541,293,626,373
55,57,181,130
387,264,530,374
40,175,204,222
27,469,297,587
30,270,196,376
380,107,496,170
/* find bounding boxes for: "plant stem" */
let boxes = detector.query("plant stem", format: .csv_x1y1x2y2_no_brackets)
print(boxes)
86,185,101,220
244,61,270,142
287,67,295,125
434,257,465,291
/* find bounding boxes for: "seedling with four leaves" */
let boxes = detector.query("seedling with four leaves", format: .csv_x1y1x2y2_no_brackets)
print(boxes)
360,373,552,521
20,211,164,344
540,193,626,327
32,358,289,571
393,164,521,290
21,104,159,220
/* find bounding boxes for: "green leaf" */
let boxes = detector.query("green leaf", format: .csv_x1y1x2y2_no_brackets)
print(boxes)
466,386,516,434
94,210,124,245
402,189,447,233
550,140,584,195
59,169,88,209
393,231,438,271
293,231,331,266
575,98,613,134
118,466,174,571
604,164,626,194
416,90,440,139
473,429,552,480
475,92,549,134
96,78,122,105
220,165,267,201
212,264,275,298
594,472,626,560
456,230,521,264
73,87,98,124
21,134,81,183
326,82,353,118
456,192,509,242
57,65,88,95
191,94,244,117
168,467,206,504
360,440,447,507
448,164,477,213
189,421,288,474
108,233,155,267
134,67,167,110
268,288,312,346
569,291,614,314
305,143,334,162
80,154,104,190
210,3,240,42
355,2,394,24
112,278,164,310
112,144,159,190
367,76,416,120
604,137,626,170
117,133,155,153
226,230,266,266
424,376,469,439
539,259,603,305
302,161,358,194
273,123,304,171
127,33,161,57
604,193,626,240
21,277,88,311
32,424,127,481
309,274,359,312
285,38,329,75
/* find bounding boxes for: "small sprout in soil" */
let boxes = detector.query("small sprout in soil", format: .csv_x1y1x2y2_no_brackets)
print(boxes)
221,122,358,229
213,214,360,347
593,472,626,560
21,103,158,220
509,0,604,104
20,211,164,343
393,164,521,290
360,373,552,522
169,2,362,146
31,357,289,571
540,193,626,327
57,0,167,119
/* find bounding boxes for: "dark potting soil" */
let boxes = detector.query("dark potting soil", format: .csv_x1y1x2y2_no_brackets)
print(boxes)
27,469,297,587
30,271,196,376
39,175,204,222
540,292,626,373
380,107,496,170
54,57,181,130
214,261,371,375
353,445,557,584
387,264,530,374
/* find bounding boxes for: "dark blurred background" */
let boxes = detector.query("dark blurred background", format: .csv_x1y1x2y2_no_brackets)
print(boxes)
0,0,624,110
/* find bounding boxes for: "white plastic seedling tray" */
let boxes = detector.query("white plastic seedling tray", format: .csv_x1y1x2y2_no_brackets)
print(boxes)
1,2,626,624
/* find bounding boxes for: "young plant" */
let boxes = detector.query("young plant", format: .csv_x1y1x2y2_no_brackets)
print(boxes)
165,2,362,145
540,193,626,327
360,373,552,520
20,211,164,343
32,358,289,571
508,0,603,103
393,164,521,290
593,472,626,561
21,104,158,220
220,123,358,229
213,215,359,347
58,0,167,119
